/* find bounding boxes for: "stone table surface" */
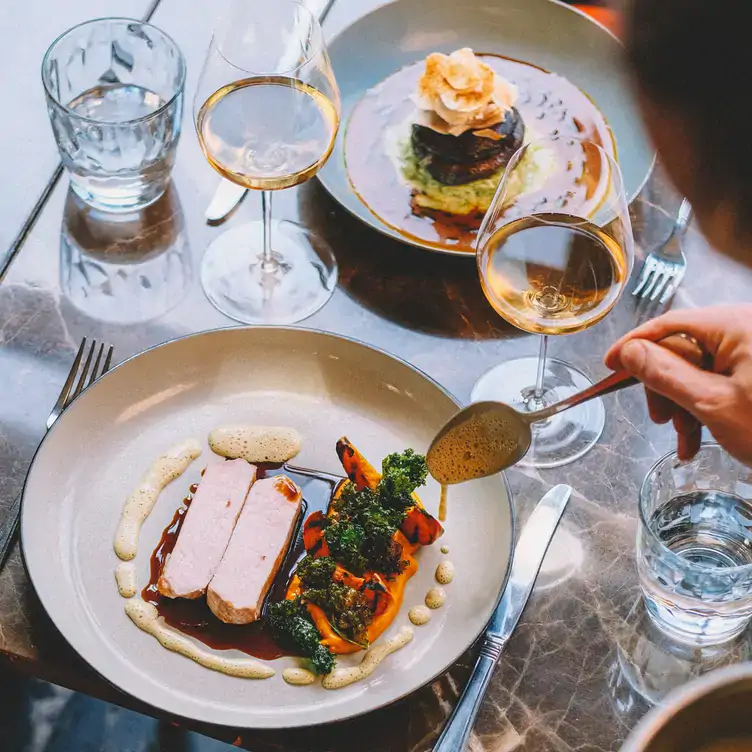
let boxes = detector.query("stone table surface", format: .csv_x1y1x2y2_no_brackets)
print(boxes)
2,1,752,750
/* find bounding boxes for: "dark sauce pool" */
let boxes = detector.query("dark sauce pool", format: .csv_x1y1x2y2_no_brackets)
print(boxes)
345,53,616,253
141,464,342,660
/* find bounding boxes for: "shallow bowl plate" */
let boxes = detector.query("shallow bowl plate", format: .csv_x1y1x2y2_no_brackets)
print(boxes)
319,0,654,255
21,327,513,729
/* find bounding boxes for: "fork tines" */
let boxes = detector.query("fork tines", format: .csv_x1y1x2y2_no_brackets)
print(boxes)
47,338,114,429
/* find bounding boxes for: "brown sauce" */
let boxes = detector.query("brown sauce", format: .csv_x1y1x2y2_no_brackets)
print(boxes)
141,465,340,661
345,53,616,253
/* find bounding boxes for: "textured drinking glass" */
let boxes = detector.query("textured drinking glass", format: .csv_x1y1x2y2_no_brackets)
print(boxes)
638,443,752,645
42,18,186,212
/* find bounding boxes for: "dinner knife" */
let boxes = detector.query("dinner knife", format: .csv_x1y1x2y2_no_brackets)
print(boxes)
204,0,339,224
433,484,573,752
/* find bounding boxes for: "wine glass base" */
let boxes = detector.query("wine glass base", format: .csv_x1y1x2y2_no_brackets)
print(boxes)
471,356,605,469
200,219,337,325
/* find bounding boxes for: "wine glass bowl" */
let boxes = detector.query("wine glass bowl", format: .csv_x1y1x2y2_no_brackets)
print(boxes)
194,0,341,325
473,136,634,468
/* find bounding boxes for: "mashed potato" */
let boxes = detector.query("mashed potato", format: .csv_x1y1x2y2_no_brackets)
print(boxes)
400,138,551,216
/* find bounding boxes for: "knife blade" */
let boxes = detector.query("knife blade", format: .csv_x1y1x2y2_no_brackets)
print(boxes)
433,484,573,752
205,180,248,224
204,0,339,224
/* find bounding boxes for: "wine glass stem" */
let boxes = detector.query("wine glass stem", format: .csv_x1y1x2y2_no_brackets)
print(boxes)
261,190,275,271
531,335,549,407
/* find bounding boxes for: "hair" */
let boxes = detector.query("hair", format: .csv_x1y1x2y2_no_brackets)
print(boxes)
625,0,752,233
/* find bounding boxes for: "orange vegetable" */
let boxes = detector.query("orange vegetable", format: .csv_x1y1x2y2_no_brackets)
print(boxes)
302,511,330,557
286,438,440,656
336,437,381,491
304,552,418,654
336,435,443,539
401,506,443,546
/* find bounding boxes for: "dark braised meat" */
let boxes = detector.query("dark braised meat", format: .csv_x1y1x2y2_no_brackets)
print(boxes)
411,107,525,186
417,151,511,185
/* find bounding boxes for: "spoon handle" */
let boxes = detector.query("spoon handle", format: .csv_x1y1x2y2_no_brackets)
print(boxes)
531,333,710,421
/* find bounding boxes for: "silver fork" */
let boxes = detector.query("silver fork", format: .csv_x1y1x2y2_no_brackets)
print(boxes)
0,338,114,570
632,198,692,303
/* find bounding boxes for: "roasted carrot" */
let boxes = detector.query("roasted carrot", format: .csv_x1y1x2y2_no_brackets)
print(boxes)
285,439,438,658
336,436,443,538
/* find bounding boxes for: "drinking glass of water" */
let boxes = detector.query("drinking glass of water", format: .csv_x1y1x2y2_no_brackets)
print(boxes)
42,18,186,212
638,443,752,645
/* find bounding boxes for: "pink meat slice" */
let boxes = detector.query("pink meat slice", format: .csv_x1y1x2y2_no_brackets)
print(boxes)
207,475,302,624
158,459,257,599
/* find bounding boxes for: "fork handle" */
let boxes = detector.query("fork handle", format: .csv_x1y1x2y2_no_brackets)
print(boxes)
675,198,693,234
0,492,21,569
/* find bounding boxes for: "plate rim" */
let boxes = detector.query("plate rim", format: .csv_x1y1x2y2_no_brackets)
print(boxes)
317,0,656,257
20,325,515,729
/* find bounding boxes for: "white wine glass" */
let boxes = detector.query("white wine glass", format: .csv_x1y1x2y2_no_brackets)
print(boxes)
473,136,634,468
194,0,341,324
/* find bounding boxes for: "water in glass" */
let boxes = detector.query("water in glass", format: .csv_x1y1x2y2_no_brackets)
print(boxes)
638,445,752,644
43,19,185,212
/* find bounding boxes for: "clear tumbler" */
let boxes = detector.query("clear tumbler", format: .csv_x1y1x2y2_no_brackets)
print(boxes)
42,18,186,211
638,443,752,645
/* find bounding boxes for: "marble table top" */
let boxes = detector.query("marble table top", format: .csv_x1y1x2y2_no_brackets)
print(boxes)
2,1,752,750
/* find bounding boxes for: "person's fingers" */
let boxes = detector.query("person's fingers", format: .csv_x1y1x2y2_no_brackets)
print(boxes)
617,339,732,419
645,389,674,424
673,409,702,461
604,306,740,370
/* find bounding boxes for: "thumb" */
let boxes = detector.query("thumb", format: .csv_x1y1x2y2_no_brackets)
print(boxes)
620,339,731,419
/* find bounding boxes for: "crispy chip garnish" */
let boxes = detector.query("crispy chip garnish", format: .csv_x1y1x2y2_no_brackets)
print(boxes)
415,48,518,135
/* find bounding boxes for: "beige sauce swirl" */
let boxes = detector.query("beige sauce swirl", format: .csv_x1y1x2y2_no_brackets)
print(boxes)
282,667,317,686
427,410,519,485
425,586,446,609
322,627,414,690
408,605,432,626
125,599,275,679
115,562,138,598
114,439,201,561
209,425,301,464
435,561,455,585
438,484,448,522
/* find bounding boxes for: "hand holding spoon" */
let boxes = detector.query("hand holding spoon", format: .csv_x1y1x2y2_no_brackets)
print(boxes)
427,334,710,484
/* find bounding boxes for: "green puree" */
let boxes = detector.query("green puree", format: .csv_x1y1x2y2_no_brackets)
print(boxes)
400,139,543,216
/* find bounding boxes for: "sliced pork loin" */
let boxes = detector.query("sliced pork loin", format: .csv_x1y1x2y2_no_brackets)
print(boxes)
158,459,257,599
207,476,302,624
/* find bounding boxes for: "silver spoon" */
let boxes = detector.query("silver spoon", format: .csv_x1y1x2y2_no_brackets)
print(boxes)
427,334,710,485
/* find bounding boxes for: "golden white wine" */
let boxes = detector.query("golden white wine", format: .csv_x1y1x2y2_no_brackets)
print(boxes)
196,76,339,190
478,212,628,335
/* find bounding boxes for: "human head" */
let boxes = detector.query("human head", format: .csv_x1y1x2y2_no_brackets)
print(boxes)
625,0,752,263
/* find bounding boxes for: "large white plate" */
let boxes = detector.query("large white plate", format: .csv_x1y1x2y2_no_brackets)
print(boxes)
319,0,654,255
21,328,513,728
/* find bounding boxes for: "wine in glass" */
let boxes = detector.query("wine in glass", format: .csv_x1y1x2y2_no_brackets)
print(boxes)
194,0,341,324
473,136,634,468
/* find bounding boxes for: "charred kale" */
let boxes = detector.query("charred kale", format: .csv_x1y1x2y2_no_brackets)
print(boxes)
267,597,335,675
296,555,337,589
303,582,373,647
324,450,428,576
